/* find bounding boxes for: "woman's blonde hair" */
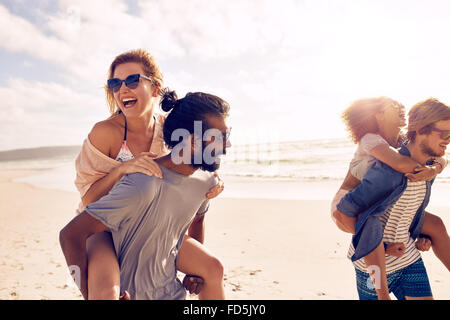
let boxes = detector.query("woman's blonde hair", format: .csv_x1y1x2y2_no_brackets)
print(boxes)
341,97,403,144
105,49,164,115
407,98,450,142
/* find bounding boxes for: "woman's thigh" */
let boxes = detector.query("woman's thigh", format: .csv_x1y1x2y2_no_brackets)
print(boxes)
86,231,120,298
176,235,222,277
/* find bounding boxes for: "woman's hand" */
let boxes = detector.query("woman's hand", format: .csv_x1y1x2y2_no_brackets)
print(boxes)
116,152,163,178
405,166,437,182
119,290,131,300
205,172,224,199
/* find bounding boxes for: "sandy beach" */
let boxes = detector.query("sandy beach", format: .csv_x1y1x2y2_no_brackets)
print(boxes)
0,170,448,300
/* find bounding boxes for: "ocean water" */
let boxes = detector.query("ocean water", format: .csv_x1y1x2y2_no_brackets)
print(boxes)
221,138,358,180
1,139,449,203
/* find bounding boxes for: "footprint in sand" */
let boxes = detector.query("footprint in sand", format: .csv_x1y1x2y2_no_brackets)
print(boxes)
249,269,262,276
229,282,242,292
56,285,69,290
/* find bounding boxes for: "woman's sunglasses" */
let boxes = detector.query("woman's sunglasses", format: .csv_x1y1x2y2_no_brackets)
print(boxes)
431,128,450,140
107,74,155,93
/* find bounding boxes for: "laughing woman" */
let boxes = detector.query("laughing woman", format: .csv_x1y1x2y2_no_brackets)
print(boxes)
74,49,225,300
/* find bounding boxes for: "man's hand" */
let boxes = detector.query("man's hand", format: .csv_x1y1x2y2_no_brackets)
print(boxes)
119,290,131,300
182,275,204,295
415,237,432,251
385,243,406,258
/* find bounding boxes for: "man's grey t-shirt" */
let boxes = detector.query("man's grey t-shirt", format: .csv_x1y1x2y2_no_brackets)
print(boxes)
85,165,216,300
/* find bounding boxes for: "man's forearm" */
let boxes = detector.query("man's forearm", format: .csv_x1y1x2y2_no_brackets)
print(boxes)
363,241,390,300
59,232,89,299
188,217,205,244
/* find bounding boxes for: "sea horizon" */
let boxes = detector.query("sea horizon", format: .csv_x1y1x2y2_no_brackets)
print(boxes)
1,138,449,207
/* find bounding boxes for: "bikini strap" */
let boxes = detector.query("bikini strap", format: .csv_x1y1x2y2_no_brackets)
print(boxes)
123,115,128,141
123,114,156,143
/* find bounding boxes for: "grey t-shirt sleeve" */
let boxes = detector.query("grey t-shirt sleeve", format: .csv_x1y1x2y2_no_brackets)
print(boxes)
196,199,210,216
84,174,147,232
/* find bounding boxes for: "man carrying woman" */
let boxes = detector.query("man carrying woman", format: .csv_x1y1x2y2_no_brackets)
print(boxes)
71,49,226,299
333,98,450,299
60,90,231,300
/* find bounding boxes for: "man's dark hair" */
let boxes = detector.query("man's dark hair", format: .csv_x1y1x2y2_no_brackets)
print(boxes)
160,90,230,149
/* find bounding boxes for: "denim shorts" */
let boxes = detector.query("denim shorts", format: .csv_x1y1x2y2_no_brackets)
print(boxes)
355,258,433,300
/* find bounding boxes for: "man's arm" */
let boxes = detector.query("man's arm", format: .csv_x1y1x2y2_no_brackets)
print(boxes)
182,203,208,294
188,215,205,244
59,211,108,300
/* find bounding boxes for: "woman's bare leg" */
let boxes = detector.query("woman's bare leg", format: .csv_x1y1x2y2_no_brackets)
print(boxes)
86,231,121,300
363,241,390,300
422,211,450,271
177,235,225,300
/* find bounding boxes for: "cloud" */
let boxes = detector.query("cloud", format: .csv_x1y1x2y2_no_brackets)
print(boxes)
0,5,72,63
2,0,450,151
0,78,106,149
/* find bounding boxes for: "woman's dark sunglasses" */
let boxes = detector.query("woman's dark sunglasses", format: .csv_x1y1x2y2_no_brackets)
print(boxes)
431,128,450,140
107,74,154,93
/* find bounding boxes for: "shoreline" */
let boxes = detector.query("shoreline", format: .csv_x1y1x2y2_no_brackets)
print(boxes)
1,170,448,300
10,167,450,208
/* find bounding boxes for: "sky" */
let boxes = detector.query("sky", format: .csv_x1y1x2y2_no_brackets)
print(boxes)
1,0,450,151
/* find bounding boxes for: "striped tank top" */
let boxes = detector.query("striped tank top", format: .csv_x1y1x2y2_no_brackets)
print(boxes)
348,180,426,274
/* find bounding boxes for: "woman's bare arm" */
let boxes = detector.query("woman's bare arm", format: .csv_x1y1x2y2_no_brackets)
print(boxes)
81,122,162,207
370,144,420,173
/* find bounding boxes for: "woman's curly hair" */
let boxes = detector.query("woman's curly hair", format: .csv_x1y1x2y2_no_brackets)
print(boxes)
341,97,403,144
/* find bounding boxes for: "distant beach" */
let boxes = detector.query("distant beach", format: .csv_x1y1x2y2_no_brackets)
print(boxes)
0,140,449,299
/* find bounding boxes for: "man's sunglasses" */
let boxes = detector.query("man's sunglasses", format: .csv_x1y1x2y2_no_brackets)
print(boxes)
107,74,155,93
203,127,231,144
431,128,450,140
223,127,232,143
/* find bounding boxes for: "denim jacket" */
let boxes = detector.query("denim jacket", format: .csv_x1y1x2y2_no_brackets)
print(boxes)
337,144,433,262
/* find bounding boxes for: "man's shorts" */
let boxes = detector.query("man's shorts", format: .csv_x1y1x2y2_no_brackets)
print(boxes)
355,258,433,300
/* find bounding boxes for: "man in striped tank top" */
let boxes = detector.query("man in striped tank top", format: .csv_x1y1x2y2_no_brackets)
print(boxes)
335,98,450,300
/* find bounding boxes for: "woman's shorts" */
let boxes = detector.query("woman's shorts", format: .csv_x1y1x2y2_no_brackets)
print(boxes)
355,258,433,300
